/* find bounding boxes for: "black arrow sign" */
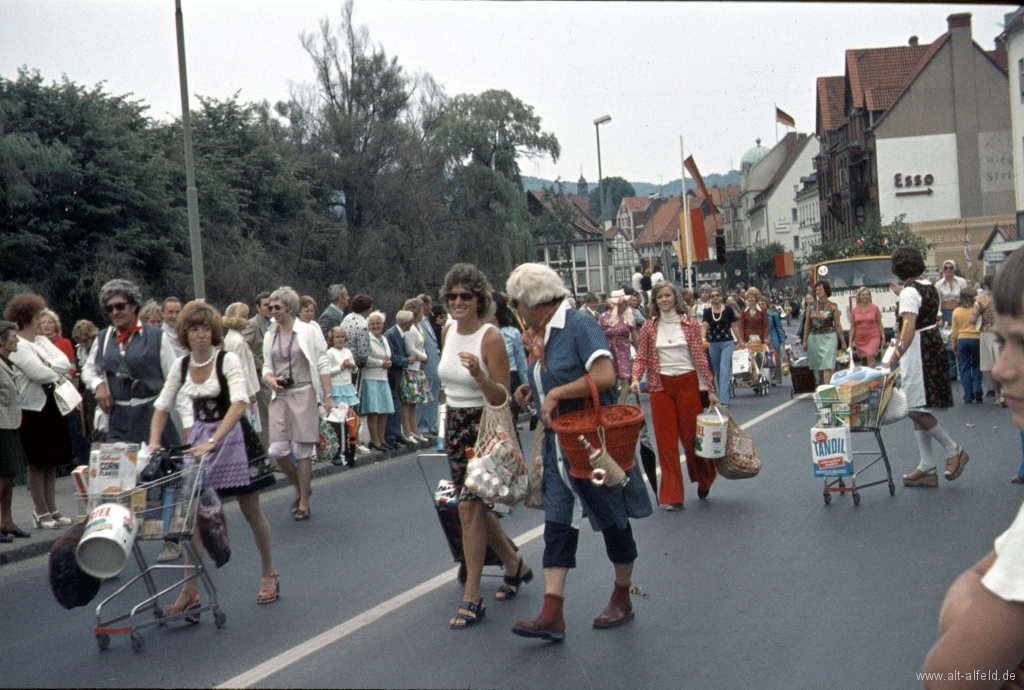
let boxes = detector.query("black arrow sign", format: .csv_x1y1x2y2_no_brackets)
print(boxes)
895,188,934,197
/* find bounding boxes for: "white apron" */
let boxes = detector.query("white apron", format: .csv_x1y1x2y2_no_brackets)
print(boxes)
900,323,935,410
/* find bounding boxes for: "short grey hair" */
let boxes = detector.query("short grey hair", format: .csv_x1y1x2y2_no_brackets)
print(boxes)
396,310,414,326
328,283,347,302
505,263,569,308
98,279,142,308
268,286,300,315
0,320,17,343
366,310,386,325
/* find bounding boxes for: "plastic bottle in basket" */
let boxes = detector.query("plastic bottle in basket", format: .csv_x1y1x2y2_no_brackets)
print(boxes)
577,435,629,490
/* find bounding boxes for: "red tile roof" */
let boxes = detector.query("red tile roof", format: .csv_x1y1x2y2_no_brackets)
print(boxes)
635,197,682,245
816,76,845,132
846,43,932,111
619,197,648,213
526,190,603,239
691,184,740,208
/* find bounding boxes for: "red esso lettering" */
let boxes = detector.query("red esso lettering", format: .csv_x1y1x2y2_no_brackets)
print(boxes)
924,174,934,185
914,175,922,186
814,431,827,443
894,174,903,188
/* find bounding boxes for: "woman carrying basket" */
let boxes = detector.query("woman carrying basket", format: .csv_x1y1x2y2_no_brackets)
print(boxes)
507,263,652,642
631,281,719,510
889,246,970,488
150,301,279,620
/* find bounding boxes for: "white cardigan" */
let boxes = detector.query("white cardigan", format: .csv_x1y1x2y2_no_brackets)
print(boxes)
7,335,69,412
262,319,331,402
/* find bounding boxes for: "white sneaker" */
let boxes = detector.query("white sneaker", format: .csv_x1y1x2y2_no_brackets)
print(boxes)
355,444,372,455
157,541,182,562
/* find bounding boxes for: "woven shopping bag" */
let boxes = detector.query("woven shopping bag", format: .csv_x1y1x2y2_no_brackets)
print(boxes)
464,387,528,505
714,414,761,480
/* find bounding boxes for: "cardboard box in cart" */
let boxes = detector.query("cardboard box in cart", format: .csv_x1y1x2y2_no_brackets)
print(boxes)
811,426,853,477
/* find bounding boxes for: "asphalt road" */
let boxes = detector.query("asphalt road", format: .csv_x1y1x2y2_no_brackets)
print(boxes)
1,372,1021,689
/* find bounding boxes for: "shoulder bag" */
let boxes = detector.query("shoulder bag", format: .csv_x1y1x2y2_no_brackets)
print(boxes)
464,386,528,506
30,343,81,416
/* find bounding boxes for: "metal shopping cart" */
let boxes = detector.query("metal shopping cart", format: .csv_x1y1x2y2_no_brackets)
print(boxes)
732,342,772,397
76,452,224,652
811,373,896,506
786,342,817,398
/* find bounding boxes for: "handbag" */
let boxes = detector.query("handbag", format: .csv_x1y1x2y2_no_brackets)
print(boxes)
463,386,528,505
53,378,83,416
714,414,761,480
197,486,230,568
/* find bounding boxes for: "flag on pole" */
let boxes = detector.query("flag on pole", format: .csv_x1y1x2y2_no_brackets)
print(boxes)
964,225,972,268
776,106,795,128
683,155,719,228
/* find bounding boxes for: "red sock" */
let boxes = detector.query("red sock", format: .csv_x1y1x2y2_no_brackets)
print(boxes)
611,582,631,608
541,593,564,622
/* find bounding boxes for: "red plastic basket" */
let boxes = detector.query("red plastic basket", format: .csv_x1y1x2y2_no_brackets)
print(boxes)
550,375,643,479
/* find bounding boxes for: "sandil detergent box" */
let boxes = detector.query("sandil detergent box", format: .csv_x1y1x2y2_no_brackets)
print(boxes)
810,426,852,477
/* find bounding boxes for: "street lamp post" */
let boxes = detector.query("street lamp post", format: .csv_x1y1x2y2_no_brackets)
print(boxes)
594,115,612,296
175,0,205,300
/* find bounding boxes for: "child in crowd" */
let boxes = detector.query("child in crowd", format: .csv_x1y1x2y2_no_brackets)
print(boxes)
326,327,367,456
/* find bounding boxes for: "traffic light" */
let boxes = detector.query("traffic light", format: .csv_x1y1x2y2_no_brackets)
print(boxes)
716,233,726,265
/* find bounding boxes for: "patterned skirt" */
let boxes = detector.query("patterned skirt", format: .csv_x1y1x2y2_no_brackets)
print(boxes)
189,417,274,496
444,406,482,502
400,369,433,404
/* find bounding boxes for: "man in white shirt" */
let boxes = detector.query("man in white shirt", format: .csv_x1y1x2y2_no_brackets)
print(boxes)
651,263,665,288
631,264,644,294
161,297,185,358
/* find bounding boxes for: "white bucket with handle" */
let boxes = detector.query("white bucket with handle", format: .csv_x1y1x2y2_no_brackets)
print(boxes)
76,502,139,579
695,406,729,460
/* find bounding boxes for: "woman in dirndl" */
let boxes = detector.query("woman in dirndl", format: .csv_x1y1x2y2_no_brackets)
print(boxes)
802,280,846,385
890,246,970,488
507,263,652,642
598,290,637,404
150,301,279,620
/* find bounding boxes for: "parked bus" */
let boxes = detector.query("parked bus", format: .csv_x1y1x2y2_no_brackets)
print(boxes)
809,256,899,337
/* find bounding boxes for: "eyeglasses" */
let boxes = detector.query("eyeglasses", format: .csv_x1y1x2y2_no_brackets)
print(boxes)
943,266,955,271
105,302,130,314
446,292,476,303
268,305,286,312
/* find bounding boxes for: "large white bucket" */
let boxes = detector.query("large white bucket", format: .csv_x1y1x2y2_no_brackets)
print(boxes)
76,503,139,579
695,407,729,459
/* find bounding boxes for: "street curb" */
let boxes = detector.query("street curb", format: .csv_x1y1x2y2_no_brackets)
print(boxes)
0,439,438,568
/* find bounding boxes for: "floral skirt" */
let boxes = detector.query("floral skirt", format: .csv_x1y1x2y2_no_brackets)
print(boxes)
400,369,433,404
444,406,482,502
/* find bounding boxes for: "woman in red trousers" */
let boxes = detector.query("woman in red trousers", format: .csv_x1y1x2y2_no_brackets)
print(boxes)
631,281,719,510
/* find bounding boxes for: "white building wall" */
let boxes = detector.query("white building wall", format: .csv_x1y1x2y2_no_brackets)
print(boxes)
1008,29,1024,212
875,133,962,223
764,137,818,249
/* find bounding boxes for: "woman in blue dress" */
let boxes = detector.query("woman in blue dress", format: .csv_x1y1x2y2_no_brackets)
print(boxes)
506,263,652,642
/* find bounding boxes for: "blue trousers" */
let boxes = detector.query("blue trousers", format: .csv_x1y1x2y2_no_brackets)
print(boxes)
708,340,735,405
957,339,981,402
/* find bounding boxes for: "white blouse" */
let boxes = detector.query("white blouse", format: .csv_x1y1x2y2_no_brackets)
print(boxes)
154,352,249,414
327,347,355,387
656,316,694,377
983,500,1024,602
404,326,426,372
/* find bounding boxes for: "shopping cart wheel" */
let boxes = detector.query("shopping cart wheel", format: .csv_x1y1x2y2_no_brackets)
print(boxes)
888,482,896,496
130,632,145,653
823,491,831,505
852,491,861,506
214,610,227,629
96,634,110,651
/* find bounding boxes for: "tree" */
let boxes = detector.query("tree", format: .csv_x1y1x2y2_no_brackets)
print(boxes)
529,186,586,296
806,213,927,264
747,242,787,287
588,176,635,222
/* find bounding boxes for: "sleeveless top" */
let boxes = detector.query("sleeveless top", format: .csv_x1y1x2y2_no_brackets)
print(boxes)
808,302,838,335
438,323,494,408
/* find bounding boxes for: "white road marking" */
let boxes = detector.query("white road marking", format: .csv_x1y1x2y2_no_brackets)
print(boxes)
221,394,809,688
217,524,546,689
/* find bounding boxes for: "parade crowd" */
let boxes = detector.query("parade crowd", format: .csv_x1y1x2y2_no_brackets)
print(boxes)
3,246,1024,687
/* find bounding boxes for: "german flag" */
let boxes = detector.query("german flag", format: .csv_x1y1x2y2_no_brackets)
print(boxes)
776,106,795,128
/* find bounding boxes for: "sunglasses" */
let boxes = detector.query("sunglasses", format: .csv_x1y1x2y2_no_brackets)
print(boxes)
104,302,130,314
943,266,954,271
446,291,476,302
268,305,286,312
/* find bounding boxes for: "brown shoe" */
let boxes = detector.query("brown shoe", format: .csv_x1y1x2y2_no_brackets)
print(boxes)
593,601,634,629
945,448,970,481
903,468,938,487
512,614,565,642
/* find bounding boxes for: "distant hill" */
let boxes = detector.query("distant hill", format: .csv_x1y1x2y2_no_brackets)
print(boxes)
522,170,741,197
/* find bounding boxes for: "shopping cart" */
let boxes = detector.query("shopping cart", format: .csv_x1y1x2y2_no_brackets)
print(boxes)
812,374,895,506
732,342,771,397
786,342,817,398
76,452,224,652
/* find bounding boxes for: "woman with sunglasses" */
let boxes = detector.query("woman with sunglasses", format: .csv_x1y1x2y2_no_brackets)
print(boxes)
261,287,334,521
437,264,526,630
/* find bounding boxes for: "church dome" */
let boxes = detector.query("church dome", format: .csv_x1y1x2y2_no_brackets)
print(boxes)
740,138,769,171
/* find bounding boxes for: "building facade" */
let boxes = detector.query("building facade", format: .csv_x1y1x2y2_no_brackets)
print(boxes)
741,132,817,250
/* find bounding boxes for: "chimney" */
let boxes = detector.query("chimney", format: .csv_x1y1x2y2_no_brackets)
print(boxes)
947,12,971,31
909,35,919,46
993,36,1008,71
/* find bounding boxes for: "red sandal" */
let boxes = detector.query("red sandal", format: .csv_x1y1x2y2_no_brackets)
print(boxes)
164,590,201,623
258,573,280,605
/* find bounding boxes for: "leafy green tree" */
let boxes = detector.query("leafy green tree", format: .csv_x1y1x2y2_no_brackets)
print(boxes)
747,242,787,286
588,176,635,222
807,213,927,264
529,186,588,295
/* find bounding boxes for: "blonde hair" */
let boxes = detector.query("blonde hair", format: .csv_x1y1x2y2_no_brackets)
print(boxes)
39,308,64,337
327,326,348,348
856,287,872,303
138,301,162,327
223,302,250,330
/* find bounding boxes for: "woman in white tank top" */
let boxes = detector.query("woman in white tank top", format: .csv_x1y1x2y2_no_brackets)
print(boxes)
437,264,531,630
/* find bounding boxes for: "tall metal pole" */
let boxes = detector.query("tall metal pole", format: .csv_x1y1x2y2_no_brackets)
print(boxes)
680,137,693,290
594,115,611,296
175,0,205,300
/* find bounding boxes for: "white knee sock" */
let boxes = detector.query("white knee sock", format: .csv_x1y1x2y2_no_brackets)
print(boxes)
915,430,936,472
928,424,959,458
